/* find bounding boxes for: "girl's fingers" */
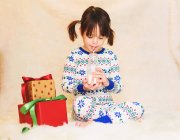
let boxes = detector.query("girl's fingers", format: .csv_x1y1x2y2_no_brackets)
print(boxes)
97,79,103,83
96,67,103,72
98,83,103,88
96,78,101,83
84,78,87,82
93,73,104,79
91,86,98,90
93,71,103,75
96,77,105,83
84,83,94,90
93,75,101,79
92,82,103,90
82,78,88,84
94,75,106,82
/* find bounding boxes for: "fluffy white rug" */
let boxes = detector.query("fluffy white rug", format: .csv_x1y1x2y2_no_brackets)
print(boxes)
0,110,180,140
0,1,180,140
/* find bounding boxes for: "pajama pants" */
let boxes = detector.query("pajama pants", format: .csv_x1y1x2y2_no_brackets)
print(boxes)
73,95,144,123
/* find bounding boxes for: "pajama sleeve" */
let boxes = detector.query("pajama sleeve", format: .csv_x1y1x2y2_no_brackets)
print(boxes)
61,52,78,94
107,53,122,94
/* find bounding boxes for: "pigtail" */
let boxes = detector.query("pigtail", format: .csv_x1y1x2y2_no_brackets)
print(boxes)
68,20,80,41
108,28,114,46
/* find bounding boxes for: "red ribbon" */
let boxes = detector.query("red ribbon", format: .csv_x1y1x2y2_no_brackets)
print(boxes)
21,74,53,103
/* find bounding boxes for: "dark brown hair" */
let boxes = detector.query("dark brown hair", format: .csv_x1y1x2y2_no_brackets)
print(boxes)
68,6,114,46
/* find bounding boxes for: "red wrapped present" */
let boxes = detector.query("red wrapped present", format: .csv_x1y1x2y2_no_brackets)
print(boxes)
18,95,68,127
21,74,56,103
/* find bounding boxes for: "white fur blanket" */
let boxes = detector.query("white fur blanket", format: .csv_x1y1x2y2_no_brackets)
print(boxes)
0,0,180,140
0,110,180,140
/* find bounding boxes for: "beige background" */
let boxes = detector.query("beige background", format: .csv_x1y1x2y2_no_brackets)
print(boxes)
0,0,180,121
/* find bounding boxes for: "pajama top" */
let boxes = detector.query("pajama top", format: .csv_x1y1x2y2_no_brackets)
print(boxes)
61,47,122,96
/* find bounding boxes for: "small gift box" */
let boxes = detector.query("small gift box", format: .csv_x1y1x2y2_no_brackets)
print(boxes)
18,95,68,127
21,74,56,103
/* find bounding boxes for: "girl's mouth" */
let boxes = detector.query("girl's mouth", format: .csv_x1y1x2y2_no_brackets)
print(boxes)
91,46,97,52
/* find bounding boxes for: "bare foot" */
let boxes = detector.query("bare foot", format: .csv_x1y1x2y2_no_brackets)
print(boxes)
75,121,92,127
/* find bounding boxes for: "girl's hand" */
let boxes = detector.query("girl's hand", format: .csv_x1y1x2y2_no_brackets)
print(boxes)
93,67,109,87
82,78,103,91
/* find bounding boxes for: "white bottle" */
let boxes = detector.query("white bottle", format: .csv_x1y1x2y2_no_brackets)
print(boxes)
87,53,98,85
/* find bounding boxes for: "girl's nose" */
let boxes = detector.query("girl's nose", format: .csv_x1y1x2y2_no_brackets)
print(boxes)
92,37,98,45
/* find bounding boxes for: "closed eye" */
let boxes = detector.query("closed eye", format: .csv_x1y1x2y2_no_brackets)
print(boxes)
99,37,104,39
87,34,93,38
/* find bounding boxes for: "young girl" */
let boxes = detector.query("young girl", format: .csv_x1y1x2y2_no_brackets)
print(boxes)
62,6,144,125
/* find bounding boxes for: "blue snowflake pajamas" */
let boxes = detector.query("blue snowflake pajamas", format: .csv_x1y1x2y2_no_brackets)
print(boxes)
73,95,144,123
62,47,144,123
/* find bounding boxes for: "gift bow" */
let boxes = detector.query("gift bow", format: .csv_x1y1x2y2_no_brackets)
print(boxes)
21,74,53,103
20,94,67,133
22,74,53,83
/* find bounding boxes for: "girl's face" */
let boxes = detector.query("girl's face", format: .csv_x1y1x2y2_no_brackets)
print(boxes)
81,25,107,53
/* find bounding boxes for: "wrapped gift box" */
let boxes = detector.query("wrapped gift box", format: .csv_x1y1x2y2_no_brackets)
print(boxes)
18,99,68,126
21,74,56,103
26,80,56,101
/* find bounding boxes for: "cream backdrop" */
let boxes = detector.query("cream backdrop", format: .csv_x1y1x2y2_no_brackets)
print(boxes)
0,0,180,137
